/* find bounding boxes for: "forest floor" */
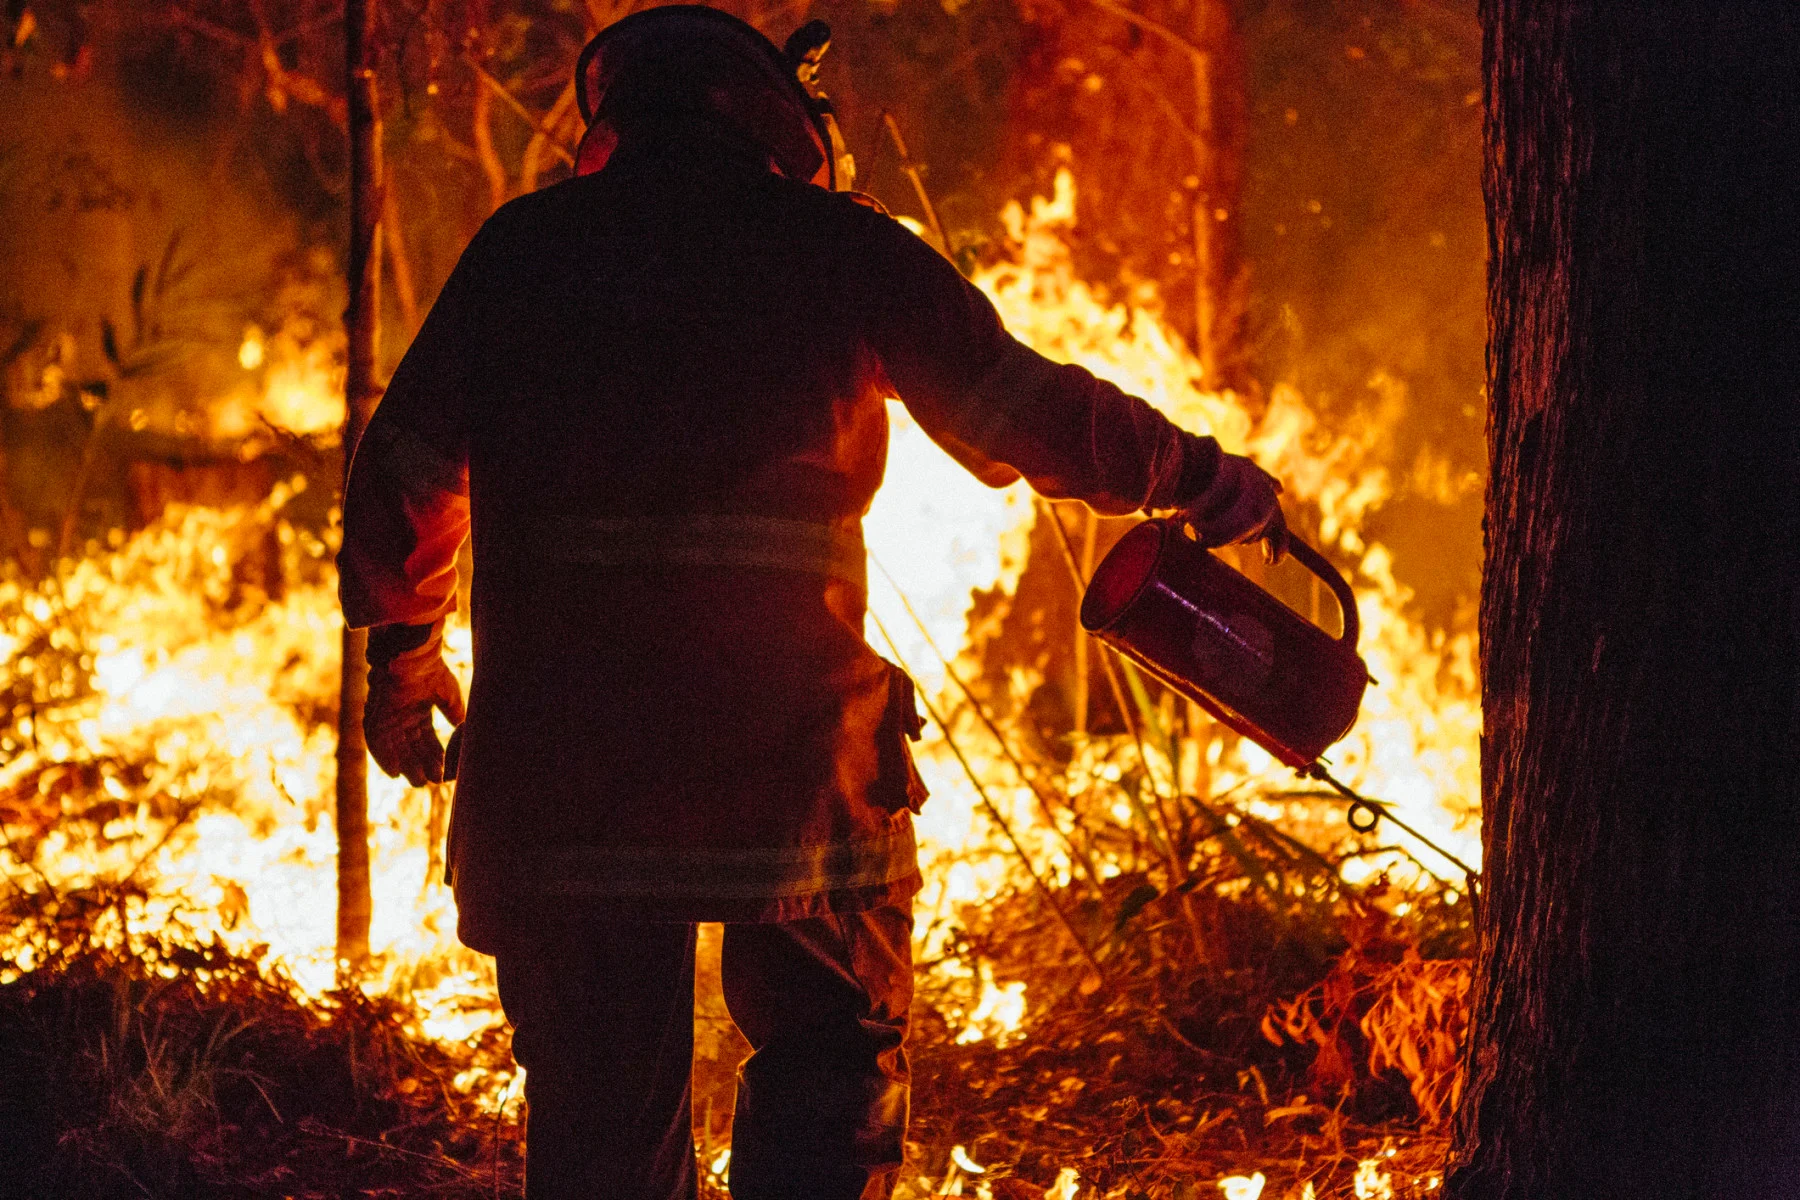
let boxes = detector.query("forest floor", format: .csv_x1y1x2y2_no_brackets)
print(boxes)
1,887,1463,1200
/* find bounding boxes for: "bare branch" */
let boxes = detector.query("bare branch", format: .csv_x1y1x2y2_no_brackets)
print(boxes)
161,6,251,49
464,54,576,169
470,76,509,211
1114,67,1203,148
1079,0,1206,67
881,112,949,255
519,79,579,194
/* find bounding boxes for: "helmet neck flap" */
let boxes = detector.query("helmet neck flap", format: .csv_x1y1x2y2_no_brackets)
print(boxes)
573,6,855,192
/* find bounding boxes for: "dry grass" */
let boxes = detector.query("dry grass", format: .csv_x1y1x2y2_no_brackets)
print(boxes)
0,894,523,1200
890,882,1467,1199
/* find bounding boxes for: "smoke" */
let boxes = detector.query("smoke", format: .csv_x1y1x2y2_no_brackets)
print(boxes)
0,33,343,536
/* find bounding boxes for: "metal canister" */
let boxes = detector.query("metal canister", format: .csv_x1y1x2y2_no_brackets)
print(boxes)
1079,519,1369,768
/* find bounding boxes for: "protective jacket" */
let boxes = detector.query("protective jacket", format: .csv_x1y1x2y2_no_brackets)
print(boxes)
339,131,1223,953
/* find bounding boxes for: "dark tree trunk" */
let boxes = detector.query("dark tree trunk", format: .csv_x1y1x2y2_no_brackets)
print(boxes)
1450,2,1800,1196
336,0,382,966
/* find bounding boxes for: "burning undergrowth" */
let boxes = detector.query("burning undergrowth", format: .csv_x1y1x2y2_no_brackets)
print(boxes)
889,684,1473,1197
0,173,1477,1198
0,496,518,1198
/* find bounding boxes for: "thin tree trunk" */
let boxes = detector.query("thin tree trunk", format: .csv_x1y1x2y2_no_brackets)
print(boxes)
381,175,418,334
56,406,106,562
1187,0,1247,393
1449,2,1800,1196
1072,505,1096,735
518,79,578,196
337,0,383,966
471,77,508,214
0,435,35,577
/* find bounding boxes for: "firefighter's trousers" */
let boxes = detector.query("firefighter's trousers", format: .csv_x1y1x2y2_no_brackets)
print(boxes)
495,906,913,1200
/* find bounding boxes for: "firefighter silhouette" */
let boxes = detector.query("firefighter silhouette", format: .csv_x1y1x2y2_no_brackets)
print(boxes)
340,7,1285,1197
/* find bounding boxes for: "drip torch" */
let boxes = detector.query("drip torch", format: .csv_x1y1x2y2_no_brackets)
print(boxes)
1076,517,1477,886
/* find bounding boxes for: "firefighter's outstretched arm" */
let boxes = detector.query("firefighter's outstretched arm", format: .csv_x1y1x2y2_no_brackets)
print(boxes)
861,214,1285,556
339,228,487,784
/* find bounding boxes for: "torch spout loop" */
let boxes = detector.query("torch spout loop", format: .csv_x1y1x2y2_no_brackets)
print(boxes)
1301,761,1481,888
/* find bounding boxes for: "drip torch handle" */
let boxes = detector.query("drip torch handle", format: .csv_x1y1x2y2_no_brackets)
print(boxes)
1286,537,1360,649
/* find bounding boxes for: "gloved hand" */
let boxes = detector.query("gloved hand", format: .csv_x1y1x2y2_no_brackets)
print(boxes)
364,621,465,787
1182,452,1289,562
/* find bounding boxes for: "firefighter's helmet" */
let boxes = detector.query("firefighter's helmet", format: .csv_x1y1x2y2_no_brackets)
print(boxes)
573,5,855,191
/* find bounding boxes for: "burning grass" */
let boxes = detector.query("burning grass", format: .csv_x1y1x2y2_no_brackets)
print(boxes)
0,171,1478,1198
0,491,1469,1197
886,772,1471,1199
0,906,1459,1200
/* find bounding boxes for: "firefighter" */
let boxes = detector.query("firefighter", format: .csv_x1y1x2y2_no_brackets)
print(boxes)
339,7,1286,1198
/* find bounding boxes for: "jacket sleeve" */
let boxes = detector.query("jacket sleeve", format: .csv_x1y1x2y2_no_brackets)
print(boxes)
338,227,492,631
856,213,1222,515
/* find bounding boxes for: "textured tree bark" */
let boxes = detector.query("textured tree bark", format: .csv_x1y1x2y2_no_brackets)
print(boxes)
1449,2,1800,1196
336,0,382,966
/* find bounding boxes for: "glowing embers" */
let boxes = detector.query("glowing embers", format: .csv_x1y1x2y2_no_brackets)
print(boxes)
215,308,347,442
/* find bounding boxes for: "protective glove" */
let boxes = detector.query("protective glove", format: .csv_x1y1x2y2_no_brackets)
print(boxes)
364,621,465,787
1182,452,1290,563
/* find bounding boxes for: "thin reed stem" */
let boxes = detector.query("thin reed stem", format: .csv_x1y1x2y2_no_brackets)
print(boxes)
1039,502,1214,965
869,554,1107,897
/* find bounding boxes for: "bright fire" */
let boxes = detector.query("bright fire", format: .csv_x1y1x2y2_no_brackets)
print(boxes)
872,172,1479,1047
0,172,1480,1135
